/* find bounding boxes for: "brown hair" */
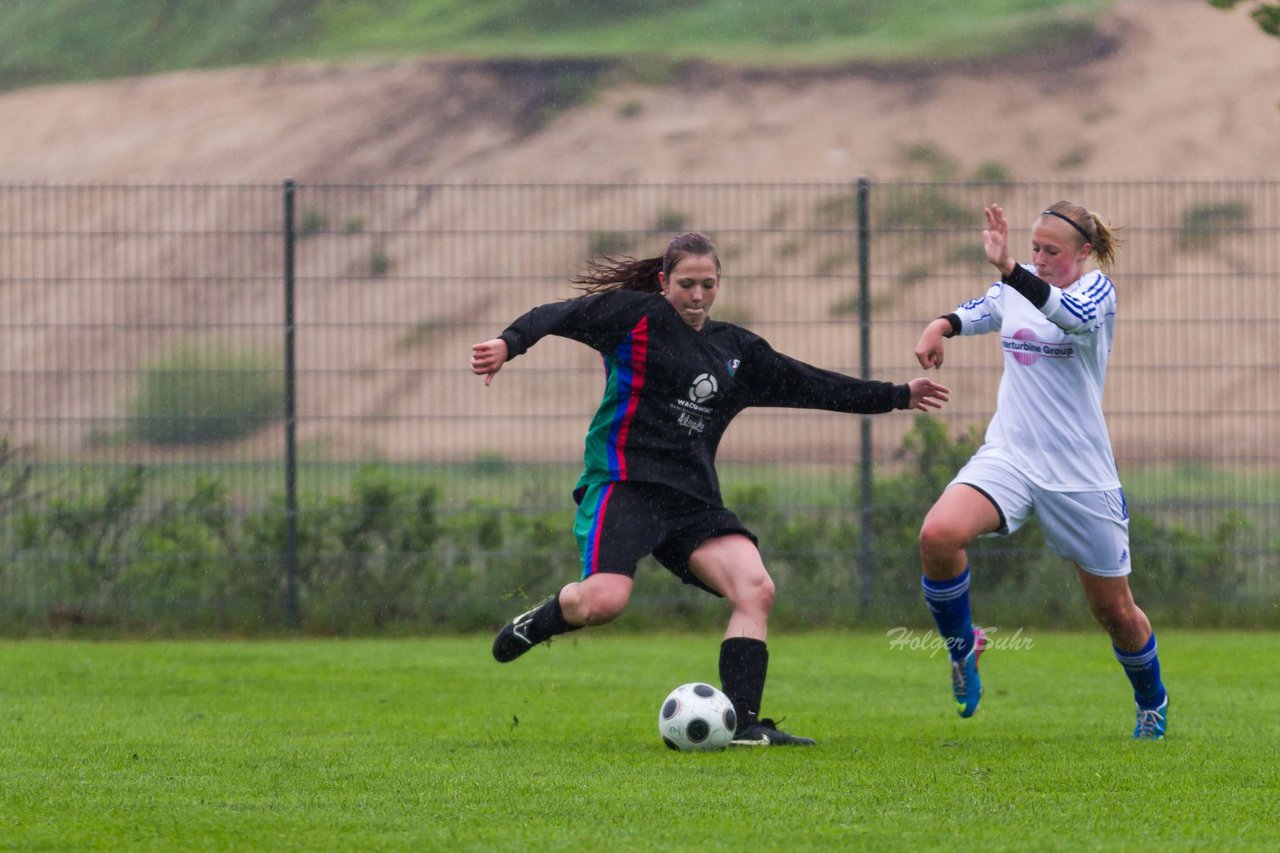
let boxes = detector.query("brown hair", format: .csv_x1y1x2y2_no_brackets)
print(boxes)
1040,201,1120,269
573,231,720,296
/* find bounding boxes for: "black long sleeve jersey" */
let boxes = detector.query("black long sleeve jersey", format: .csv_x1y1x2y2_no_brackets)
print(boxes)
499,289,911,506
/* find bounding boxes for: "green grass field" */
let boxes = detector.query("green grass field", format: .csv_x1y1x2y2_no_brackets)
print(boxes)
2,632,1276,850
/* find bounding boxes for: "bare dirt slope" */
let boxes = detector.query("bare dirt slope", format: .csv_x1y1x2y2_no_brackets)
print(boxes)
0,0,1276,185
1,0,1278,466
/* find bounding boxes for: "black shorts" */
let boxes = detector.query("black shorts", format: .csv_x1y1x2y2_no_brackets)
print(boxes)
572,481,757,594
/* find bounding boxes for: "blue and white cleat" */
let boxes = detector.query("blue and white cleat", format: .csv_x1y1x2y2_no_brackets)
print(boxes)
1133,696,1169,740
951,627,988,718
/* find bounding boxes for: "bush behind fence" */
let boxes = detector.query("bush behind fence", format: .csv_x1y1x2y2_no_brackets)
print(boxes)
0,420,1270,635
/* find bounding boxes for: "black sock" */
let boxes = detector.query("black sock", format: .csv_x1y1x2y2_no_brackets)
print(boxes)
526,592,581,643
719,637,768,732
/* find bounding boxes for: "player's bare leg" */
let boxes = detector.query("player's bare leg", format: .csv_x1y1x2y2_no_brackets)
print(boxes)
690,535,813,746
1077,568,1168,738
1077,569,1151,650
919,484,1000,581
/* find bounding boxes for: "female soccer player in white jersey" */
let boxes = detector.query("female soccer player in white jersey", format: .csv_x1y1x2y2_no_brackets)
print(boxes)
912,202,1168,739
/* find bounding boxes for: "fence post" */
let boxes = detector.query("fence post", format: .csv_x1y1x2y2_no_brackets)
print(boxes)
282,179,301,630
857,177,875,617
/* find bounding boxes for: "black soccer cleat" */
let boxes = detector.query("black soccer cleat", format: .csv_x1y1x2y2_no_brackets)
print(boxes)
491,596,554,663
730,717,816,747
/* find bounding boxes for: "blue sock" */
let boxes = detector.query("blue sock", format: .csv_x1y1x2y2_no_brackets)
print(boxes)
922,567,974,663
1114,634,1166,710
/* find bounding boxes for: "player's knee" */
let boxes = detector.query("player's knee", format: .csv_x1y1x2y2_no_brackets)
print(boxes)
918,516,964,558
576,582,630,625
734,570,775,614
754,573,776,613
1089,596,1137,632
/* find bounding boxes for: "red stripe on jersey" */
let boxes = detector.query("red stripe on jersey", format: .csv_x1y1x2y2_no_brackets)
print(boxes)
613,315,648,479
587,482,616,576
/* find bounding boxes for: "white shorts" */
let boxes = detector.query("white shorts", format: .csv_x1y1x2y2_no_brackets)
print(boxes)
950,447,1131,577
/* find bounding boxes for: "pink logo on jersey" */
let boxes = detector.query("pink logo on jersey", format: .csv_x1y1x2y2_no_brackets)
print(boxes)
1002,329,1075,366
1007,329,1040,365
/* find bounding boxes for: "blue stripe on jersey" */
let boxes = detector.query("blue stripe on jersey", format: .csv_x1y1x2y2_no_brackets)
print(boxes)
581,482,614,577
1062,299,1086,322
1061,274,1114,324
602,317,649,480
1084,277,1113,302
1062,295,1093,323
605,341,635,479
1087,274,1113,298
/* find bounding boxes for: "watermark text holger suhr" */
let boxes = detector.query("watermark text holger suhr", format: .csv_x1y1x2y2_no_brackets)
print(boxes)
886,626,1033,657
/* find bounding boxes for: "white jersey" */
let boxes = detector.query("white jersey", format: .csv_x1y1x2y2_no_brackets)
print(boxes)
954,265,1120,491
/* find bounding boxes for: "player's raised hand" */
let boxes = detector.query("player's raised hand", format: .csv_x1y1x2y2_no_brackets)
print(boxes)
471,338,509,386
906,377,950,411
983,204,1014,275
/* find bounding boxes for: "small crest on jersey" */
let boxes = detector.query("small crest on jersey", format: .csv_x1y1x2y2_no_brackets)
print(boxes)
689,373,718,403
727,358,740,376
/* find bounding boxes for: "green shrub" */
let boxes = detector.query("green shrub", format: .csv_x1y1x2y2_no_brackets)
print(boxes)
396,319,440,352
876,187,969,230
813,193,858,226
524,68,601,130
774,237,804,258
652,208,687,232
815,251,853,276
121,477,269,631
299,207,328,234
588,231,633,257
126,342,283,446
970,160,1012,183
469,452,510,475
1180,201,1251,250
898,141,959,181
1055,144,1092,170
829,294,861,317
10,466,148,620
945,244,989,266
0,436,33,519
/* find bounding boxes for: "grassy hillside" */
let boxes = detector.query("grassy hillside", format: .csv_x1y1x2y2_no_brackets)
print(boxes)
0,0,1111,90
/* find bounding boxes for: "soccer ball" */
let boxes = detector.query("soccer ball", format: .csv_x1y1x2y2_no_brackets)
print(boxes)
658,682,737,752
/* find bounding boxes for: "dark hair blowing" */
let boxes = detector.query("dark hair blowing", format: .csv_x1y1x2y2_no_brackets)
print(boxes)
573,231,720,295
1041,200,1121,269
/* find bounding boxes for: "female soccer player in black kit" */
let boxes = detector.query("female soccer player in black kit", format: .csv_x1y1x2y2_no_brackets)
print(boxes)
471,231,949,746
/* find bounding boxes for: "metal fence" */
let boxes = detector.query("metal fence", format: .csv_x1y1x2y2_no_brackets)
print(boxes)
2,181,1277,629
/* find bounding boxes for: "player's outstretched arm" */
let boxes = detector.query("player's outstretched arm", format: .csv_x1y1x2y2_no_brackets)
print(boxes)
470,338,509,386
914,317,953,369
905,377,950,412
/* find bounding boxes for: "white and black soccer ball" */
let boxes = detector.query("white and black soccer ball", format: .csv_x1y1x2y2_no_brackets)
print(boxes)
658,682,737,752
